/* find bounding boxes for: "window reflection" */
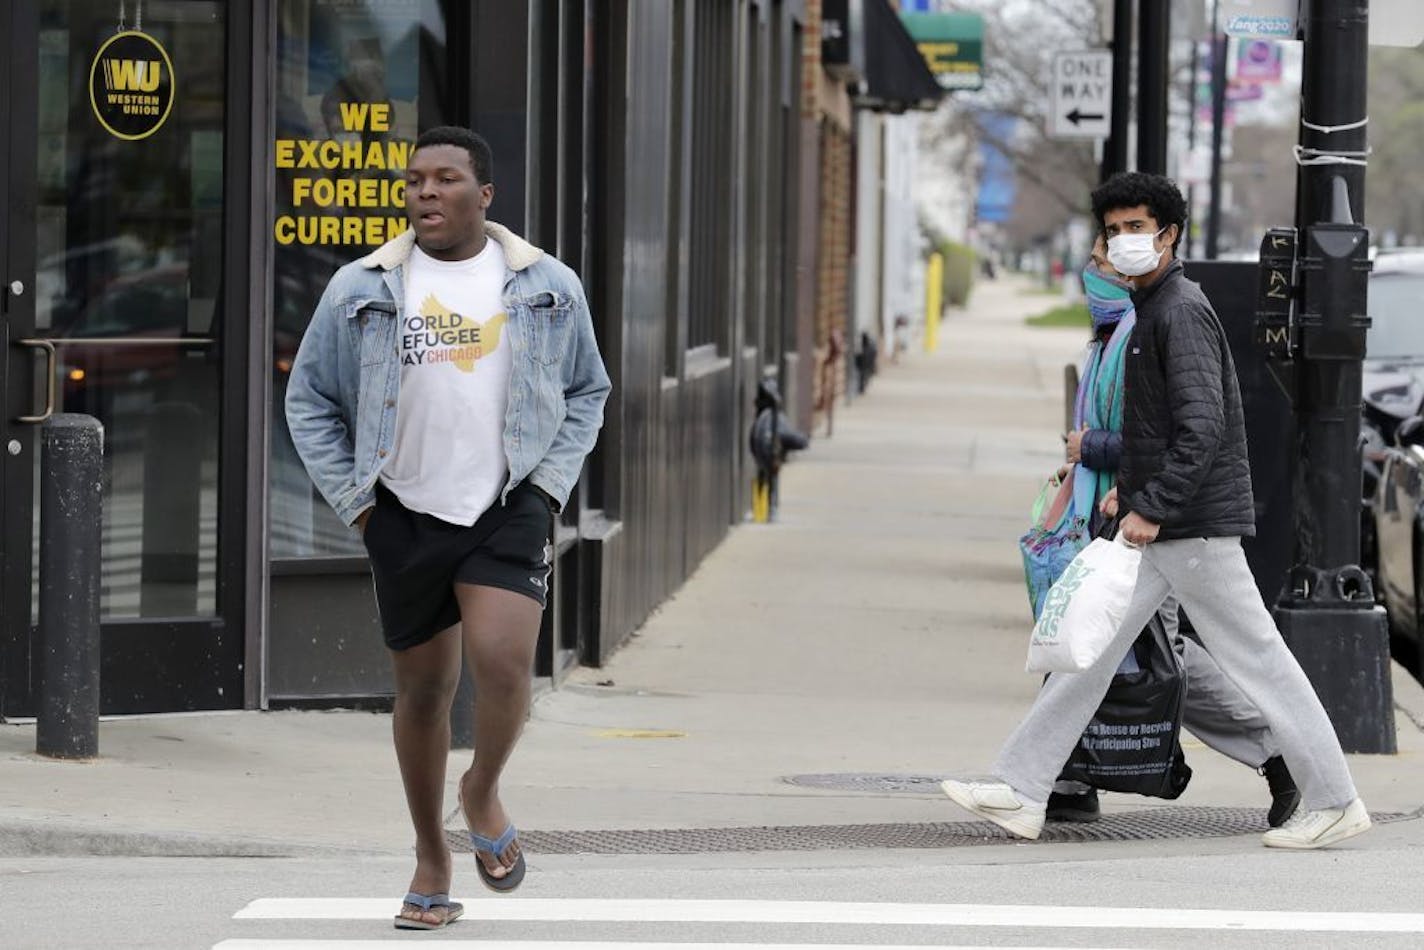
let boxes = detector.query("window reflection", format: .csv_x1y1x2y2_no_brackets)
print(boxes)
270,0,447,558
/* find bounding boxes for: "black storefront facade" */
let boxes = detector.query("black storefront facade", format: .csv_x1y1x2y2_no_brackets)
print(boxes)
0,0,819,716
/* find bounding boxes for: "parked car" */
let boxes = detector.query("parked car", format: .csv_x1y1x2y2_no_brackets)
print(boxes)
1363,251,1424,673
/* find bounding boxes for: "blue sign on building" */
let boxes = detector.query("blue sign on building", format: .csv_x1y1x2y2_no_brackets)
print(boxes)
975,111,1018,225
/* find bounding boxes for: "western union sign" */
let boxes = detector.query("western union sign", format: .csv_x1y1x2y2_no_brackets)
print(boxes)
90,31,176,140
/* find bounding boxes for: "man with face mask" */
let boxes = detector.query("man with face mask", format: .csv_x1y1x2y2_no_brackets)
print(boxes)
1040,236,1299,828
944,172,1370,851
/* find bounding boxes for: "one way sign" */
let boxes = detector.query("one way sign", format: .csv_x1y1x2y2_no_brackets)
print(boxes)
1050,50,1113,139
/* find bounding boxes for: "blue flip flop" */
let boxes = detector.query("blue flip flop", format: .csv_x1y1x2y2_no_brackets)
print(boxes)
468,824,527,892
393,891,464,930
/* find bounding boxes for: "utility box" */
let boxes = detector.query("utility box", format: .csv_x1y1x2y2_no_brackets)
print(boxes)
1185,260,1295,607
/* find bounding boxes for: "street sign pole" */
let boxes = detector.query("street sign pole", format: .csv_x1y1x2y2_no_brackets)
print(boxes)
1137,0,1170,174
1100,0,1133,181
1269,0,1395,754
1207,0,1228,259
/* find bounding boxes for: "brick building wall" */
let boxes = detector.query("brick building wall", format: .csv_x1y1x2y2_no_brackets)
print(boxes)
801,0,854,430
813,122,852,419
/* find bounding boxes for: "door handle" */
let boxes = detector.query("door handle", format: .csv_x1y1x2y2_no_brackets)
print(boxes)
15,339,57,424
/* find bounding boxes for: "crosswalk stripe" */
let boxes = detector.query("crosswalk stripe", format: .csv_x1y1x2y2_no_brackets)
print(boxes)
231,898,1424,933
215,943,1108,950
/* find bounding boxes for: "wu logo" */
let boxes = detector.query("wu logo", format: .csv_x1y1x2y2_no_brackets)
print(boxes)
89,31,175,140
104,60,163,93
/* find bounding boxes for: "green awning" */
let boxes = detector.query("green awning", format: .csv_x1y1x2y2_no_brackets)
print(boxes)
900,12,984,91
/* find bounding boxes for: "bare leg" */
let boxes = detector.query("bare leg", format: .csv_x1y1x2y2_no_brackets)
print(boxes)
455,583,542,878
389,623,462,925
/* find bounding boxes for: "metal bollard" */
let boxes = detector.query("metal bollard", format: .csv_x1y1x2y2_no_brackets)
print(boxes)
36,414,104,759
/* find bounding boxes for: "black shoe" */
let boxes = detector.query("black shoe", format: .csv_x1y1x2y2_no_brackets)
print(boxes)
1046,787,1100,823
1261,755,1301,828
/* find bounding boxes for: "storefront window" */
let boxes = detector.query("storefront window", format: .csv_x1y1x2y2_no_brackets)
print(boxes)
270,0,449,558
32,0,227,618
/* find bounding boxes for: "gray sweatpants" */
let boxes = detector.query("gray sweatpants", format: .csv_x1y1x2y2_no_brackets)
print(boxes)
1053,626,1279,796
997,537,1357,811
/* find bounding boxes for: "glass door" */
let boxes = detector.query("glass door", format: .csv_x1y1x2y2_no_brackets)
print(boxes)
0,0,19,719
2,0,244,716
266,0,456,703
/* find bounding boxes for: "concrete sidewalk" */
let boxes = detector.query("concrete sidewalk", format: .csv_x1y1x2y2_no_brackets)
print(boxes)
2,273,1421,857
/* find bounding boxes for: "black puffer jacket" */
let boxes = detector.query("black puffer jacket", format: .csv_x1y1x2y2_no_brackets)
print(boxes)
1119,260,1256,540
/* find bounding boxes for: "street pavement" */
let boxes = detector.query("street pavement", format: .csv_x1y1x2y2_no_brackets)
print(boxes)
2,273,1423,949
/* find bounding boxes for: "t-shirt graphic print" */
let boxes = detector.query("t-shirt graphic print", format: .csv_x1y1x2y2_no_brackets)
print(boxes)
381,238,513,525
402,293,507,371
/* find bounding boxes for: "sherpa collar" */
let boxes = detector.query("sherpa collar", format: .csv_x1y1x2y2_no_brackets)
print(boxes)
358,220,544,272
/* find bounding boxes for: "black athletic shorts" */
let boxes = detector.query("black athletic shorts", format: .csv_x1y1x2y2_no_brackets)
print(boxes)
362,480,555,651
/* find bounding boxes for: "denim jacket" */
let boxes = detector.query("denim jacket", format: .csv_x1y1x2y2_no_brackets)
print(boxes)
285,222,611,527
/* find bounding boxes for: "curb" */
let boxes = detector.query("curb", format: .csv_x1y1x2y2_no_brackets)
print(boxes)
0,819,375,859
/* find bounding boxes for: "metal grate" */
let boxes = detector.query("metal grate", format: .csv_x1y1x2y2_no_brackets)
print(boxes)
445,806,1418,856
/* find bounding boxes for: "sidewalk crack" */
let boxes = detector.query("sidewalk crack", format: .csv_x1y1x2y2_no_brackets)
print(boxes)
1394,700,1424,734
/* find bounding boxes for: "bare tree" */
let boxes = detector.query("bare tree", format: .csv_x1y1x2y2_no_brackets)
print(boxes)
921,0,1105,249
1365,47,1424,245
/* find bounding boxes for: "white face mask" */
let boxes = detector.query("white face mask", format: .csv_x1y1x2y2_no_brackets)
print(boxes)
1107,226,1170,277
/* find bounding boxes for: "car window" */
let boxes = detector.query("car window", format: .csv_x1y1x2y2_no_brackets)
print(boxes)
1367,272,1424,359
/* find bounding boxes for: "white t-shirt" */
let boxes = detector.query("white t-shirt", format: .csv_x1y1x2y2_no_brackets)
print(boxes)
380,240,512,524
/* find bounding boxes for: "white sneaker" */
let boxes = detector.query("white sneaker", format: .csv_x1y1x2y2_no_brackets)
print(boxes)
941,779,1045,840
1261,797,1371,850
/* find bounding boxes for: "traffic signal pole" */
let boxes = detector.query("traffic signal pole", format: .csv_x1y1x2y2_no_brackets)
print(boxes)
1269,0,1395,754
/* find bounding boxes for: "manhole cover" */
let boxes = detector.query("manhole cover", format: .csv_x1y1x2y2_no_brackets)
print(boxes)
783,773,950,794
444,807,1418,856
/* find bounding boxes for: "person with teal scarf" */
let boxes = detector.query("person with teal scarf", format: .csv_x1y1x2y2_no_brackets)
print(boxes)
1069,264,1134,523
1038,241,1300,827
1019,249,1136,621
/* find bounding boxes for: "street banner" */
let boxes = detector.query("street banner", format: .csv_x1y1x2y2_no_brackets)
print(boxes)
1221,0,1296,39
1236,40,1283,83
975,111,1017,224
1227,81,1264,103
1223,0,1422,47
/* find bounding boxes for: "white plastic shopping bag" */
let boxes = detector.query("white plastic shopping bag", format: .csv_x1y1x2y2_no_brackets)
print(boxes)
1026,536,1142,673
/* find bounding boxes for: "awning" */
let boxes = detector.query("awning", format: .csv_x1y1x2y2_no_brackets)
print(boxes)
854,0,945,113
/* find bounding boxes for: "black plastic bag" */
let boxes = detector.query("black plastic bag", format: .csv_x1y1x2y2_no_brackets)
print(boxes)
1060,612,1192,799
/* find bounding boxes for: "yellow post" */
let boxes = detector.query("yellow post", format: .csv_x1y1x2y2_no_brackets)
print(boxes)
752,477,771,523
924,251,944,353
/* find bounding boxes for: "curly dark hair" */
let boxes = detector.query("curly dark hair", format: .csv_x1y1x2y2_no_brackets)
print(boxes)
1091,172,1188,252
414,126,494,185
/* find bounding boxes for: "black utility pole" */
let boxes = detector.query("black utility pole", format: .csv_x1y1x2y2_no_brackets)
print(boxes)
1272,0,1394,754
1206,0,1228,258
1101,0,1133,181
1136,0,1170,175
1185,38,1201,258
